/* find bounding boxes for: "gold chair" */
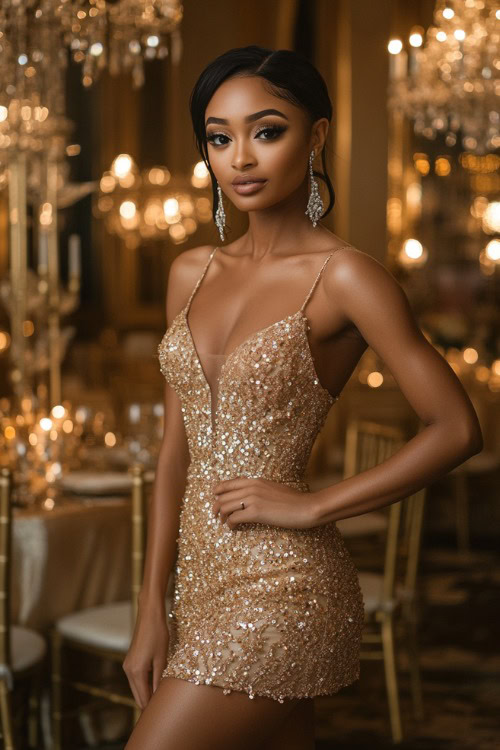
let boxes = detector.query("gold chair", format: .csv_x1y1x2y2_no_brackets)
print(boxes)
340,420,427,743
50,464,160,749
337,420,404,539
0,467,47,750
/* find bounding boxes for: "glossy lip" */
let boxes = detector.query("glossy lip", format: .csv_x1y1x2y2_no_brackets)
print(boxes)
231,175,266,185
232,180,268,195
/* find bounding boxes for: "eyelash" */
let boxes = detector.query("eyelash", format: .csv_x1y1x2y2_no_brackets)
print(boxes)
206,124,287,147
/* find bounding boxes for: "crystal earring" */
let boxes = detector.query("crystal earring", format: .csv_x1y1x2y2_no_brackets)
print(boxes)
305,149,324,227
214,182,226,242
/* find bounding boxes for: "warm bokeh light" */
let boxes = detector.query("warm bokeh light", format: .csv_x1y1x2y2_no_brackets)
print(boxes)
463,348,478,364
485,240,500,262
367,371,384,388
482,202,500,233
104,431,117,447
442,7,454,19
40,417,53,431
435,157,451,176
119,200,137,219
4,425,15,440
111,153,134,179
388,39,403,55
62,419,74,433
51,404,66,419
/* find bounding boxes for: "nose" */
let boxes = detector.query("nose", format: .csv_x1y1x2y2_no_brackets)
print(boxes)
231,139,256,171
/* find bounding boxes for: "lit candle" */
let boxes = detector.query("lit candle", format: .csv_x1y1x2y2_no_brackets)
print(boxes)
68,234,81,277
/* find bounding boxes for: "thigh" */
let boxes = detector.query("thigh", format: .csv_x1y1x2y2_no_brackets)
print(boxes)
263,698,315,750
124,676,300,750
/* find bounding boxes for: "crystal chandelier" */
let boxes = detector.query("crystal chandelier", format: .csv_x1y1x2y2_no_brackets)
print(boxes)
95,155,213,248
56,0,184,87
388,0,500,154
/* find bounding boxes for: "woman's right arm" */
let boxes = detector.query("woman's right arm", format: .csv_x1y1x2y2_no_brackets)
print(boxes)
122,252,194,709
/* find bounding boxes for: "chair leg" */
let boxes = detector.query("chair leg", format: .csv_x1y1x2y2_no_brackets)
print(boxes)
27,667,43,749
405,613,424,721
381,616,403,743
50,628,64,750
0,678,16,750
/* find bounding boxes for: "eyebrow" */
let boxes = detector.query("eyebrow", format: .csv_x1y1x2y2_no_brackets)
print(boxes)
205,108,289,127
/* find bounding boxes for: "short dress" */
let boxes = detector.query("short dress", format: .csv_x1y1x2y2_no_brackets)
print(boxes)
157,245,364,703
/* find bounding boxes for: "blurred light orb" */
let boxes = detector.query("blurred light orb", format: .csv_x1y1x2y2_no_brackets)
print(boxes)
436,30,447,42
485,239,500,262
388,39,403,55
442,7,454,19
40,417,52,431
482,202,500,233
409,30,423,47
112,154,134,179
119,200,137,219
367,371,384,388
0,106,7,122
163,198,180,218
146,35,159,47
463,348,478,364
404,238,423,259
454,29,466,41
90,42,103,56
51,404,66,419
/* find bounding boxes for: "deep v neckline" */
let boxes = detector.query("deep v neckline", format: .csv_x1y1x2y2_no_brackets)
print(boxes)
181,305,336,435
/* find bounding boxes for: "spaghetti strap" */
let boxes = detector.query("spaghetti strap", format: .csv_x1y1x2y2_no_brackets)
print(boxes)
185,246,219,312
300,243,352,313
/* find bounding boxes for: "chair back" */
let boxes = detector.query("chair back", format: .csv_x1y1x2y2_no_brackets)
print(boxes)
0,467,12,686
343,419,426,610
343,419,405,479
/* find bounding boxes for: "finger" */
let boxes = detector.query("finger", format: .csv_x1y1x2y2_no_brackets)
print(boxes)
130,672,152,710
219,497,251,522
226,508,249,529
213,488,248,516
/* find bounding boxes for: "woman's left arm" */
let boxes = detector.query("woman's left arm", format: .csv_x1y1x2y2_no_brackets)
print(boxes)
313,247,483,525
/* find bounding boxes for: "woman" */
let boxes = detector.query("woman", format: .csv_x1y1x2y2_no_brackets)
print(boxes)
123,46,482,749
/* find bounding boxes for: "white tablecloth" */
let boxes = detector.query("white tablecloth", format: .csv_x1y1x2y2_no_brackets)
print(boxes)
12,496,131,632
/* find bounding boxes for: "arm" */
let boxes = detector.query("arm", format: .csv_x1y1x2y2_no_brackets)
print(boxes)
123,251,197,707
313,247,483,525
138,256,191,610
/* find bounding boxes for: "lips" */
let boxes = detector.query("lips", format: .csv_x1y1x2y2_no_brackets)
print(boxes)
231,180,268,195
231,177,266,185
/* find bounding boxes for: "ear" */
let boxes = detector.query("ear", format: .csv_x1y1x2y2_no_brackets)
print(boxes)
311,117,330,155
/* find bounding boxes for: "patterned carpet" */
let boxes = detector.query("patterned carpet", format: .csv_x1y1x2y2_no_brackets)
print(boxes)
76,539,499,749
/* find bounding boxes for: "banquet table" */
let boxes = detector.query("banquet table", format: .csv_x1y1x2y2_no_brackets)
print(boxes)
12,494,132,632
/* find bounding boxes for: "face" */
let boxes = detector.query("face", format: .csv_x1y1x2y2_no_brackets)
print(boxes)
204,75,329,212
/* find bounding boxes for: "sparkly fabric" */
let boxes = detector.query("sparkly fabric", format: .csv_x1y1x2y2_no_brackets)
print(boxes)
157,247,364,702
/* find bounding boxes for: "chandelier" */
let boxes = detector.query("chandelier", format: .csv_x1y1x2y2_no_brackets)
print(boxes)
388,0,500,154
95,154,213,248
56,0,184,87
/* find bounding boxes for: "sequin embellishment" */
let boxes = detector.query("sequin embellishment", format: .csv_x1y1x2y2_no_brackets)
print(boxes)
157,246,364,702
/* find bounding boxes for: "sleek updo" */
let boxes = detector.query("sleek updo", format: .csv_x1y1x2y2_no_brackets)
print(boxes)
189,45,335,229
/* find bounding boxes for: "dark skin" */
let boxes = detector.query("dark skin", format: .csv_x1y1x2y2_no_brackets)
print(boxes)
123,75,483,749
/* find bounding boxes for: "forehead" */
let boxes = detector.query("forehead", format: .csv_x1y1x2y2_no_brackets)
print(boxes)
205,75,303,124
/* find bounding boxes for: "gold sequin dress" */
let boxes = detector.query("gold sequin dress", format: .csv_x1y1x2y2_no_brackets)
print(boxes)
157,246,364,703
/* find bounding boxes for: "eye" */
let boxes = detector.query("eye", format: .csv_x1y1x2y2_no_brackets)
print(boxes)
206,124,287,147
254,125,287,140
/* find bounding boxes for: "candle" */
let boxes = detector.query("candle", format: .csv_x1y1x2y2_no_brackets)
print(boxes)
38,232,48,273
68,234,81,277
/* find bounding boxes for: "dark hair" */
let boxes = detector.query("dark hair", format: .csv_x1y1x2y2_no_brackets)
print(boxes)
189,45,335,231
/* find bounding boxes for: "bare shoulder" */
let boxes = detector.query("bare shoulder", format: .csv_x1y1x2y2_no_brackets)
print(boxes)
326,244,404,298
165,244,217,322
324,243,420,339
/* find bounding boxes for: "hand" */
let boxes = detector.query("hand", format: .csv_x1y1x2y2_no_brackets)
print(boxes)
122,602,169,710
212,477,320,530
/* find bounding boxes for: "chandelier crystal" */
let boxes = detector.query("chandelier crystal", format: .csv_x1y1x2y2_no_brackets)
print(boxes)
388,0,500,154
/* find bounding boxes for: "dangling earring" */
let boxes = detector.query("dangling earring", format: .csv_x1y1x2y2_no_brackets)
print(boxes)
305,149,324,227
214,182,226,242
